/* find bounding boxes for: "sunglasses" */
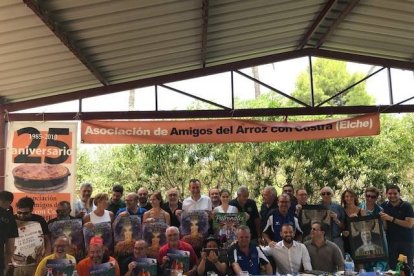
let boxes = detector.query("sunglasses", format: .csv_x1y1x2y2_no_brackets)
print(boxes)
17,211,31,215
321,192,332,196
365,194,377,199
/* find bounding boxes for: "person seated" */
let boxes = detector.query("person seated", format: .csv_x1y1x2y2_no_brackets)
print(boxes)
122,240,149,276
76,236,120,276
34,236,76,276
197,236,227,276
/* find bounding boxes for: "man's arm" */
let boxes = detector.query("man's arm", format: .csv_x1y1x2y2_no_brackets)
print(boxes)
380,212,414,229
301,244,312,272
231,262,243,275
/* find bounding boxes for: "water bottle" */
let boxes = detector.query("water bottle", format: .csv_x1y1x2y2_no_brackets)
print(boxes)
344,254,355,275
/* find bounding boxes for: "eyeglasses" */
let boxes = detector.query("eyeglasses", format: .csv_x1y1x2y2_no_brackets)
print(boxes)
321,192,332,196
168,194,178,197
365,194,377,199
17,211,31,215
56,209,66,214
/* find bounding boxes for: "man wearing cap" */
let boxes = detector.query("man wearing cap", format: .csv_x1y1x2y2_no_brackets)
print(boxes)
76,236,120,276
34,236,76,276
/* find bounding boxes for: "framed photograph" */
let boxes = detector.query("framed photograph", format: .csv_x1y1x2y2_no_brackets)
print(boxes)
348,215,387,263
299,205,331,242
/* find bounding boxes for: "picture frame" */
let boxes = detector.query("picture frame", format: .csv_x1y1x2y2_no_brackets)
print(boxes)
299,205,331,242
348,215,387,263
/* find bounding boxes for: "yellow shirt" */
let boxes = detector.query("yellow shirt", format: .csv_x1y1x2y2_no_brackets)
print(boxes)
34,253,76,276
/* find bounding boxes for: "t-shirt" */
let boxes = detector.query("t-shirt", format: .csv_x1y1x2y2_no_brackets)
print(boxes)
15,213,50,235
161,202,182,227
229,199,260,239
34,253,76,276
381,200,414,243
107,200,126,215
0,207,18,269
227,243,269,275
76,256,120,276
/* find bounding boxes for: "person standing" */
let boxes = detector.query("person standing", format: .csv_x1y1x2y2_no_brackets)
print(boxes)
209,188,221,210
319,186,345,253
295,188,309,216
83,193,114,224
137,187,152,210
161,188,182,227
107,184,126,215
304,221,344,272
0,191,18,276
143,192,171,224
380,184,414,271
182,179,212,212
48,201,76,225
213,188,238,214
116,192,147,220
75,182,93,218
259,186,278,232
229,186,261,243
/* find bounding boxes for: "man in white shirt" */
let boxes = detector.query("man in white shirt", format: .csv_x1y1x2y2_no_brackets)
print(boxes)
262,224,312,274
182,179,212,212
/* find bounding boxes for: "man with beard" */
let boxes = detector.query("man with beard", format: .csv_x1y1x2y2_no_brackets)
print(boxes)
263,224,312,274
158,226,198,275
228,225,272,275
137,187,152,210
209,188,221,210
76,236,120,276
34,236,76,276
380,184,414,270
107,184,126,215
122,240,148,276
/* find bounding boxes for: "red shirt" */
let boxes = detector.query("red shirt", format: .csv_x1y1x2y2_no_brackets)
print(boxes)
158,240,198,268
76,256,120,276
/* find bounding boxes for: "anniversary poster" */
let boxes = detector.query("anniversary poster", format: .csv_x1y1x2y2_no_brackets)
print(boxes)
12,220,45,267
143,222,168,258
213,212,246,248
5,122,77,221
90,262,116,276
166,249,190,273
45,259,75,275
113,215,142,257
48,219,84,261
180,211,209,254
134,258,158,276
83,222,113,253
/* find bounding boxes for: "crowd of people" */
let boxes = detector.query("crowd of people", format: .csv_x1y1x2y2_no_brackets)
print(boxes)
0,180,413,276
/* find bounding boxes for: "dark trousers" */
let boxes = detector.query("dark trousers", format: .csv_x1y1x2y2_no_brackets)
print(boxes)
388,241,414,271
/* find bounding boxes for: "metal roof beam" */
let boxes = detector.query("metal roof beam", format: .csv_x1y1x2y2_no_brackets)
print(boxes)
315,0,360,48
23,0,109,86
200,0,209,67
297,0,336,49
6,105,414,121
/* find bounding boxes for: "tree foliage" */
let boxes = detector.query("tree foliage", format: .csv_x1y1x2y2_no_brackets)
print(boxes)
76,59,414,203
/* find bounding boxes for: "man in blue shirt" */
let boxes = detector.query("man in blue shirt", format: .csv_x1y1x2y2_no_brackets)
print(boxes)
228,225,272,275
116,193,146,220
380,184,414,271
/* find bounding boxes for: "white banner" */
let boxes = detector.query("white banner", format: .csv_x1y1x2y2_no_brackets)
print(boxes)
5,122,77,221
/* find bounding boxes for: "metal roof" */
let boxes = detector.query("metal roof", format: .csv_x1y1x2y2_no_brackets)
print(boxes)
1,0,413,111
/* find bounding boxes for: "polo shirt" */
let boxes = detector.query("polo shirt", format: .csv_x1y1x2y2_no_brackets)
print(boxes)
227,243,269,275
262,240,312,274
182,195,212,212
115,207,147,219
229,199,260,239
0,207,18,269
381,200,414,243
263,209,301,242
34,253,76,276
304,239,344,272
157,240,198,269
